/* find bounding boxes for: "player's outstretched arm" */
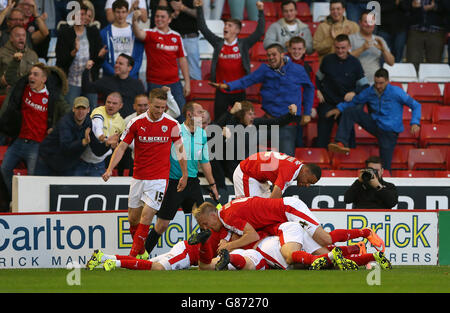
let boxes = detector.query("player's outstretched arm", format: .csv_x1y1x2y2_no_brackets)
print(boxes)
102,141,129,182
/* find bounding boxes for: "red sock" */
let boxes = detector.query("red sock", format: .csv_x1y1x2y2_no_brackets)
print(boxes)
346,253,375,266
292,251,324,265
339,245,361,256
330,229,371,243
129,224,138,239
129,223,149,257
120,259,153,270
229,254,246,270
115,255,137,261
199,242,213,264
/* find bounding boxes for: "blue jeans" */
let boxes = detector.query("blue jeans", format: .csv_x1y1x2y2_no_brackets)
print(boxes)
182,36,202,81
0,138,39,197
35,157,76,176
65,85,98,111
228,0,259,20
377,30,407,63
278,125,297,157
335,104,398,171
72,160,105,177
147,81,186,123
346,2,368,23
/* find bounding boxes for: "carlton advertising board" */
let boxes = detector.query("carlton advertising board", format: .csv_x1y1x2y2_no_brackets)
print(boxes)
0,209,438,268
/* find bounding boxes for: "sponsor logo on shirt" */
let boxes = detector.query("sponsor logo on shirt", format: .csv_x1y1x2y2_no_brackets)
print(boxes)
25,97,48,112
219,52,242,59
138,136,170,143
156,43,179,52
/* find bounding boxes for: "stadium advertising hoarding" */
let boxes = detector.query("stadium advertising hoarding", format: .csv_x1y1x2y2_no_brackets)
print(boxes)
12,176,450,212
0,210,439,269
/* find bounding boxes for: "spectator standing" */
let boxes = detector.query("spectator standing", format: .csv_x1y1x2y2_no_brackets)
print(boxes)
132,6,190,120
105,0,148,24
0,7,34,48
0,25,38,94
406,0,447,71
228,0,259,21
315,34,369,148
345,0,370,23
313,0,359,63
263,0,313,54
194,0,265,120
162,0,202,81
376,0,409,63
82,53,145,116
209,43,314,157
349,10,395,84
0,63,69,199
100,0,144,79
74,91,126,176
327,68,421,171
202,0,224,19
35,96,92,176
56,2,107,107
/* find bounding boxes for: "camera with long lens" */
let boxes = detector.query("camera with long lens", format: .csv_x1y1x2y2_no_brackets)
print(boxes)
361,168,377,183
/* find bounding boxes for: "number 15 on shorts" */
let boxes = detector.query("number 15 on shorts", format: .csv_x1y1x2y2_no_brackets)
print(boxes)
155,191,164,203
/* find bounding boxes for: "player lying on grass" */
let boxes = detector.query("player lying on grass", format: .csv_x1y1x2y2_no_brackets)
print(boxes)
193,196,386,254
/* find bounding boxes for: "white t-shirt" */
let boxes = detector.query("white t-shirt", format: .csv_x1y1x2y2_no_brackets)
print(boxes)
105,0,146,24
111,24,135,61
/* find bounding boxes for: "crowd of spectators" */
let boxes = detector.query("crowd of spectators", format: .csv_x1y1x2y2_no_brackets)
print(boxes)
0,0,448,211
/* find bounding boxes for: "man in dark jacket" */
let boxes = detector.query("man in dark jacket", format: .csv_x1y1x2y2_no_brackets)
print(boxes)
35,96,92,176
0,63,69,199
344,156,398,209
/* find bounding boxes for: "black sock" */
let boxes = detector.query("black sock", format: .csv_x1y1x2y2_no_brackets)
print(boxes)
144,228,161,254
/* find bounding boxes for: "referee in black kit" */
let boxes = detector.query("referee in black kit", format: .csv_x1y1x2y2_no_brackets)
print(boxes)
144,101,219,254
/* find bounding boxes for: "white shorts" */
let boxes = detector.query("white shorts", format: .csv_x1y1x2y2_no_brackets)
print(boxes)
256,236,289,270
227,249,267,270
233,164,271,198
283,196,321,237
128,178,167,210
278,222,322,254
150,240,190,270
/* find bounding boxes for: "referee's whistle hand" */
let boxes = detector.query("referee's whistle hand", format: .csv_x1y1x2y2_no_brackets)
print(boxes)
177,176,188,192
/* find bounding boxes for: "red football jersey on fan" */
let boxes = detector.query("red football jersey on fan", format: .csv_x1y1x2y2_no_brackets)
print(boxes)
240,151,303,192
121,112,182,180
218,197,288,235
144,28,186,84
19,85,49,142
215,40,246,94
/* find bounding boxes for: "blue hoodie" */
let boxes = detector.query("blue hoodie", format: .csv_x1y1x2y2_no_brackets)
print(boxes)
226,57,314,118
100,24,144,79
337,84,421,133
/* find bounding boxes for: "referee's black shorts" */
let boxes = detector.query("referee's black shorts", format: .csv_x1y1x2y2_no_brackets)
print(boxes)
157,177,205,220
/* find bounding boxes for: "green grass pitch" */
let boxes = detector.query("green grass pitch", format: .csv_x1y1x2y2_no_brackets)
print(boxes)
1,266,449,293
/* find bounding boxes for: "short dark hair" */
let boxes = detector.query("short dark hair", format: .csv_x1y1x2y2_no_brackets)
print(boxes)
32,63,50,78
374,68,389,80
266,43,285,54
155,6,173,16
306,163,322,181
112,0,129,11
335,33,350,43
365,156,383,167
359,9,373,21
330,0,346,9
118,53,135,67
149,88,168,102
183,101,197,118
224,18,242,30
281,0,297,10
287,36,306,48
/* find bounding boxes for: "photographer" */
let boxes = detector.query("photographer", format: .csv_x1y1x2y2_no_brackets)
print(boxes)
344,156,398,209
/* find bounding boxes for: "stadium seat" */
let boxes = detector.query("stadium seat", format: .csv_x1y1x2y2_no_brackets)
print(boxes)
391,170,436,177
332,147,371,170
263,1,279,22
418,63,450,83
383,63,418,82
13,169,27,176
354,125,377,145
419,124,450,147
391,146,411,170
306,22,320,36
189,80,216,101
305,51,319,62
296,2,312,22
201,59,211,81
246,83,262,103
403,102,433,124
432,105,450,124
303,121,317,147
252,103,265,118
397,122,420,146
294,147,332,169
205,20,224,38
239,20,258,38
0,94,6,110
311,2,329,22
196,100,215,121
434,171,450,178
321,169,357,177
250,61,262,72
250,41,267,62
0,145,7,165
407,82,442,103
407,148,446,170
444,83,450,105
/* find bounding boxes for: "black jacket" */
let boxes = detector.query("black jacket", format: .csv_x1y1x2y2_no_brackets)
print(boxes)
55,24,104,81
344,178,398,209
0,66,69,138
